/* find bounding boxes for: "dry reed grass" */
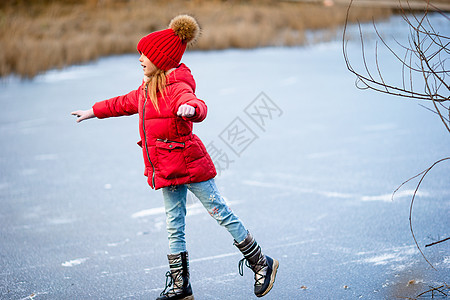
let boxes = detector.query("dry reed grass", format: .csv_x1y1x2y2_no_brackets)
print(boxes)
0,0,393,78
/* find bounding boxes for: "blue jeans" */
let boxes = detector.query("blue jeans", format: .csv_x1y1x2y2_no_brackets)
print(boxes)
162,178,248,254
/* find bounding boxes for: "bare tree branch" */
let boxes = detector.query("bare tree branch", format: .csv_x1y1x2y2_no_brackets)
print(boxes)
425,237,450,248
391,158,450,270
342,0,449,103
343,0,450,269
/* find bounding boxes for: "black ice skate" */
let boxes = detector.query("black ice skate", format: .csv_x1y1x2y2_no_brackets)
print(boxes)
157,251,194,300
234,232,279,297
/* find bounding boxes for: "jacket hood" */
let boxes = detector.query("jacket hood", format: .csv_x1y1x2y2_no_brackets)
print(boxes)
166,63,196,92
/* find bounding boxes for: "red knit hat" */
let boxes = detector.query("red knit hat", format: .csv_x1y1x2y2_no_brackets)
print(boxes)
137,15,200,71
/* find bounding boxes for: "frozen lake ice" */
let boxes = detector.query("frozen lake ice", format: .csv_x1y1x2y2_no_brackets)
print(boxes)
1,14,449,299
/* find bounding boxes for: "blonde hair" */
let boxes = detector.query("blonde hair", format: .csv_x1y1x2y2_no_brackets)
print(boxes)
145,68,168,112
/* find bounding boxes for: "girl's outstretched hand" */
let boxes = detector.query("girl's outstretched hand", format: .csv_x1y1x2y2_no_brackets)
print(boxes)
177,104,195,118
71,109,95,123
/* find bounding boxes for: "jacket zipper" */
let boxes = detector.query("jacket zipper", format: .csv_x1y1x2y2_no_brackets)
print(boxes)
143,85,156,188
156,138,185,146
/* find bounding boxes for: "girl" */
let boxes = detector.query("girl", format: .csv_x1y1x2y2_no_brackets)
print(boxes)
71,15,278,299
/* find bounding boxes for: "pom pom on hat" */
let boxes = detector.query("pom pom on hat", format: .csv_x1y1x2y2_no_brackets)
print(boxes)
169,14,200,44
137,15,200,71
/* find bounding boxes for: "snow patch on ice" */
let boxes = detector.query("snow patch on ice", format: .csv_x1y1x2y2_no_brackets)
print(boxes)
362,123,397,132
122,251,241,273
363,253,401,265
361,189,429,202
131,203,206,218
442,256,450,268
47,217,75,225
132,199,239,218
21,169,37,176
154,221,164,231
243,179,354,199
190,252,239,263
196,272,238,284
186,202,207,217
35,154,58,161
1,118,48,132
307,150,345,159
107,238,130,247
320,191,353,198
19,292,49,300
279,76,298,86
356,246,418,270
61,257,89,267
132,206,165,218
218,87,236,95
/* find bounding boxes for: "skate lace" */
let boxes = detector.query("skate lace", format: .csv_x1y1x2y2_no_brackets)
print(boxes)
238,258,266,286
160,269,184,297
160,271,174,296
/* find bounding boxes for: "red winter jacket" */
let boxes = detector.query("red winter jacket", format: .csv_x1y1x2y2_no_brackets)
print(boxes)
92,64,217,189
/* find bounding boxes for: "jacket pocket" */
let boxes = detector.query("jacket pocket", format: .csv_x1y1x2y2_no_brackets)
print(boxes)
155,139,188,179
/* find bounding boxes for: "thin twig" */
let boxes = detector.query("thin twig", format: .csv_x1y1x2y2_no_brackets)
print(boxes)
416,284,448,297
403,157,450,271
425,237,450,248
417,103,450,122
